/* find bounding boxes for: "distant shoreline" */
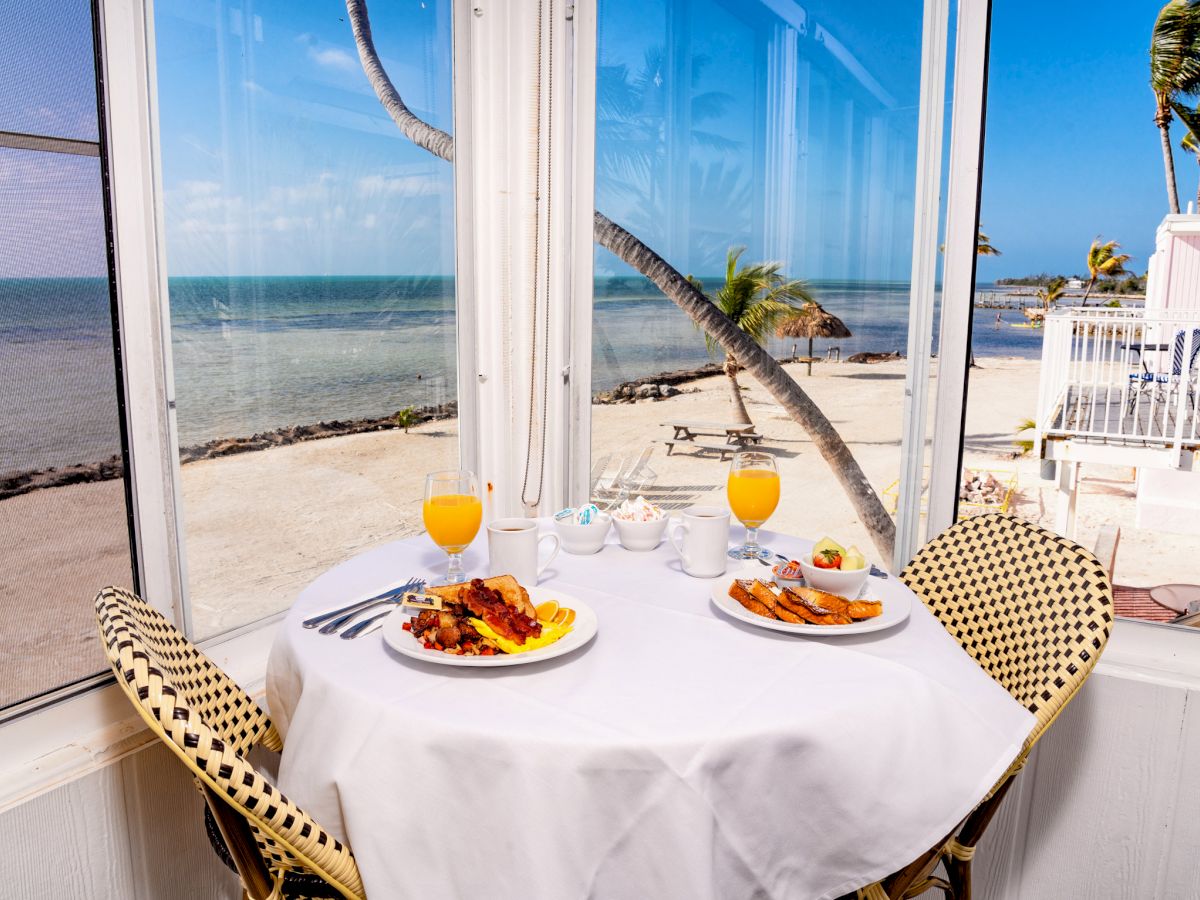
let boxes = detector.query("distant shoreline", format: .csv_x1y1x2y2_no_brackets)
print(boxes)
1,352,1036,501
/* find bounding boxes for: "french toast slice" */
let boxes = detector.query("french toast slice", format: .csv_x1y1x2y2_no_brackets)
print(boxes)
778,587,853,626
847,600,883,619
748,580,781,616
729,579,777,619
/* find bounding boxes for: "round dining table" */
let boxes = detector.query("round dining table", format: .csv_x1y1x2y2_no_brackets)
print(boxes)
267,524,1033,900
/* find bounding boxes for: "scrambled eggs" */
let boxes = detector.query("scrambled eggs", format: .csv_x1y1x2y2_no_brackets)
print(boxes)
468,617,572,655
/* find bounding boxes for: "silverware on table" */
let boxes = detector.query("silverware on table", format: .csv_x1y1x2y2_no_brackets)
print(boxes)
341,608,396,639
303,577,422,631
318,579,426,635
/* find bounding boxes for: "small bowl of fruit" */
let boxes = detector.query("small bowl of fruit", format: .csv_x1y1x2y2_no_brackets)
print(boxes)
797,537,870,597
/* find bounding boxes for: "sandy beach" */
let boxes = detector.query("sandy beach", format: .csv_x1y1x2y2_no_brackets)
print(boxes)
5,355,1197,704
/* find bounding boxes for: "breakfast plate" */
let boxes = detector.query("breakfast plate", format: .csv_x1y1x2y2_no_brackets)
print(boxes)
709,575,910,636
382,585,598,666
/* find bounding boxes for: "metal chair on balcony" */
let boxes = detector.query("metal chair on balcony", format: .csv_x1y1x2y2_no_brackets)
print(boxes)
95,587,365,900
854,514,1113,900
1125,327,1200,420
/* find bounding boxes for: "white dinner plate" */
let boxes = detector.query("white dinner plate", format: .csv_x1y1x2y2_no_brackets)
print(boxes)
382,585,598,667
710,575,910,636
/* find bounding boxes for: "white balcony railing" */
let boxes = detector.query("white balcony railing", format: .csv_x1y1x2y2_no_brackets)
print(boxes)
1035,307,1200,466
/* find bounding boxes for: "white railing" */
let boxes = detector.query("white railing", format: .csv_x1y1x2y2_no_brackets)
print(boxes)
1036,307,1200,465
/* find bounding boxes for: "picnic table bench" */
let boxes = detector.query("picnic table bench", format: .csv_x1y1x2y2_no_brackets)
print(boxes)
665,420,763,445
657,439,742,461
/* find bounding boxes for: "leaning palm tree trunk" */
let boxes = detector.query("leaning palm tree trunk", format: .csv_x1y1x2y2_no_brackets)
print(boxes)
723,356,752,424
345,0,896,563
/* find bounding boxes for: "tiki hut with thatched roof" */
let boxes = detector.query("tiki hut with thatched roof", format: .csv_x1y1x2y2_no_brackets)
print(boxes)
776,301,852,375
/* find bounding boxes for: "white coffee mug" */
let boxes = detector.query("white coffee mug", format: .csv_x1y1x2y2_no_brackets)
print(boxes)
669,505,730,578
487,518,561,584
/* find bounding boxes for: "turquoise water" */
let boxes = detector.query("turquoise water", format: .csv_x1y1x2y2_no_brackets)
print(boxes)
1,276,1045,472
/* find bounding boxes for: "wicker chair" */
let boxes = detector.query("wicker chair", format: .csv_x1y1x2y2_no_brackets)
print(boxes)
857,514,1114,900
95,586,365,900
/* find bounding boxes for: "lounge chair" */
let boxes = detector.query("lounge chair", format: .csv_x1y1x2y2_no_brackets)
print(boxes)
619,445,657,495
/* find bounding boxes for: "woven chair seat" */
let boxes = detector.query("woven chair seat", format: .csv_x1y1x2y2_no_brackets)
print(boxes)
857,514,1113,899
95,587,365,900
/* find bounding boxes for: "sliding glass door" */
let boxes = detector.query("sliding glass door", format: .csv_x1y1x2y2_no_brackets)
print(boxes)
153,1,459,638
590,0,934,565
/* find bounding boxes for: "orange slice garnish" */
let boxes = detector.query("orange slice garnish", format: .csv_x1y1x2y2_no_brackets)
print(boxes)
553,607,575,627
535,600,560,622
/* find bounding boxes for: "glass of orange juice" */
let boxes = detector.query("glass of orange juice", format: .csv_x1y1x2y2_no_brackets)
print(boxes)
423,470,482,586
726,451,780,560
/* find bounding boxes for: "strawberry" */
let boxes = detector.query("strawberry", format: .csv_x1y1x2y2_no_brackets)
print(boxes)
812,548,843,569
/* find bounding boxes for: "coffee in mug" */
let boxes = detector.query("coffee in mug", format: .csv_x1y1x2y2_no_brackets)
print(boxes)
487,518,561,584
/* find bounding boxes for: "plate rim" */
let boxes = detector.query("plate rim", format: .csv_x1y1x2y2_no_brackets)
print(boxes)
710,575,910,636
381,585,598,666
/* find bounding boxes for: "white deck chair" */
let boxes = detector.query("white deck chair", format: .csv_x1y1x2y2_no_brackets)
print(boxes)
593,456,629,502
619,445,657,494
589,453,612,496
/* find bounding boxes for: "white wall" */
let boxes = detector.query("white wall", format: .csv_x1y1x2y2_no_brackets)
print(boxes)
0,742,239,900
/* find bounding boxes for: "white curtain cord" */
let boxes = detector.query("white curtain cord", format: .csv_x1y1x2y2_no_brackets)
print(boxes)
521,0,554,509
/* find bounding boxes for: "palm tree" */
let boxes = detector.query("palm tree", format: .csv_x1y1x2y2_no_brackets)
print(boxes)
976,230,1002,257
1173,98,1200,206
1036,277,1067,311
1150,1,1200,214
1082,239,1133,303
344,0,899,563
692,249,813,425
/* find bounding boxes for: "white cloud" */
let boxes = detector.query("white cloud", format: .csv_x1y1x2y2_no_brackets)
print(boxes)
307,46,358,72
356,174,443,197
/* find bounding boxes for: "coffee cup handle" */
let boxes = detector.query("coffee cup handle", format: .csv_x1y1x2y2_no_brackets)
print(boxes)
670,519,691,567
536,533,561,577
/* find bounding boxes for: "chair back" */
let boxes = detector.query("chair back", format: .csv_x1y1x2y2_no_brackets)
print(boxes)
1170,327,1200,376
95,587,364,899
900,515,1113,752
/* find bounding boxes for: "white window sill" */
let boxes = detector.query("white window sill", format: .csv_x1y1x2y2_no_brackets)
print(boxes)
0,616,280,814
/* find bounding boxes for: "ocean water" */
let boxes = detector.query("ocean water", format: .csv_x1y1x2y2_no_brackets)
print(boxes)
2,275,1046,473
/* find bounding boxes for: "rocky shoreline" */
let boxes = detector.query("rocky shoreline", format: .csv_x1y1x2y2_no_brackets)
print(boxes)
2,355,909,500
0,401,459,502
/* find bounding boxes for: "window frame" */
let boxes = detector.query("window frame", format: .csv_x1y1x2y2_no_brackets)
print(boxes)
5,0,1196,792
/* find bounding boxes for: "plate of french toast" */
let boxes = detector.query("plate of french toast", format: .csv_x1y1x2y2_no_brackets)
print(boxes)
382,574,598,666
710,575,910,635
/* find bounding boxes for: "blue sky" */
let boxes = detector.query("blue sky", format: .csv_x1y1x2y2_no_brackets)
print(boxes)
0,0,1189,281
977,0,1176,281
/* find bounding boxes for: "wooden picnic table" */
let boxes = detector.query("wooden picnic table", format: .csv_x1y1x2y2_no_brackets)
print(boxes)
665,420,763,445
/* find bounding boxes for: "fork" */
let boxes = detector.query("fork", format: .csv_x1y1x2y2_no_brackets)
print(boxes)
305,577,422,632
318,579,425,635
341,579,428,639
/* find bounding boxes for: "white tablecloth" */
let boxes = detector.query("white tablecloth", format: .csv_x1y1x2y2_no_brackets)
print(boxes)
267,526,1033,900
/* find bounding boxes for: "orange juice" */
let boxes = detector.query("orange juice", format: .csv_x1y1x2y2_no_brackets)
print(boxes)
727,468,780,527
423,493,483,553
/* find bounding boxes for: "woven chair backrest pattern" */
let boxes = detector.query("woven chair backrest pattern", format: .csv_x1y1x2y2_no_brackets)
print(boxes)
95,587,364,899
901,515,1113,750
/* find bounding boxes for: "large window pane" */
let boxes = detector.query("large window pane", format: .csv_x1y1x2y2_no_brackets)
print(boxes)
0,146,135,709
154,2,458,638
592,0,927,563
966,1,1200,629
0,1,99,140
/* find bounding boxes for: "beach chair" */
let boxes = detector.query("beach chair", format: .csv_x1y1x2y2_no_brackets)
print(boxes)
589,453,612,495
593,455,630,505
618,445,657,495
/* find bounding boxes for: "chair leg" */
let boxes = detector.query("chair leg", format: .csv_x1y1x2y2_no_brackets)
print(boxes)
946,855,971,900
